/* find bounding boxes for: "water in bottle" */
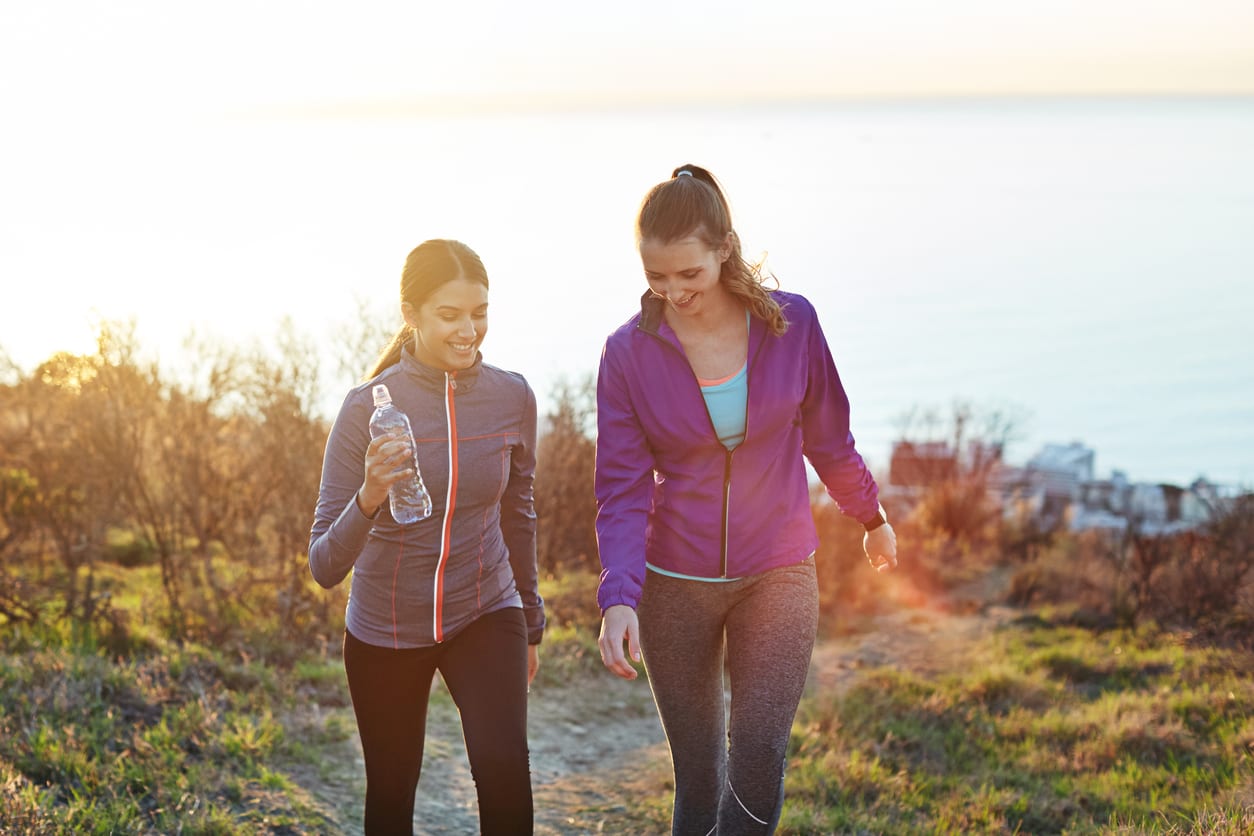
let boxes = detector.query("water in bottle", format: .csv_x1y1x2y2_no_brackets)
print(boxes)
368,384,433,524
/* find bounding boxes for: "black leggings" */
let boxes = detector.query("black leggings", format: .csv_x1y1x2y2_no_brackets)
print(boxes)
343,606,532,836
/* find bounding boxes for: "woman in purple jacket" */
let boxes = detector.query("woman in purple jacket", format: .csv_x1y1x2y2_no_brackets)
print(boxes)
595,166,899,835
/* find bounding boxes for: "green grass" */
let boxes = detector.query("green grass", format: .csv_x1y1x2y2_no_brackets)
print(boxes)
778,622,1254,834
0,566,608,833
11,558,1248,834
534,569,606,688
0,621,346,833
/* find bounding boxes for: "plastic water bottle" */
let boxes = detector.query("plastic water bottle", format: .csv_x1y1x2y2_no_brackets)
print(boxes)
368,384,433,524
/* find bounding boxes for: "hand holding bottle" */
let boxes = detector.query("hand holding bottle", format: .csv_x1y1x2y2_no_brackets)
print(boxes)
363,384,433,523
357,432,417,516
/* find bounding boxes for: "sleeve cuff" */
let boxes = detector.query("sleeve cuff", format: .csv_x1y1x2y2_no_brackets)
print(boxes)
862,507,887,532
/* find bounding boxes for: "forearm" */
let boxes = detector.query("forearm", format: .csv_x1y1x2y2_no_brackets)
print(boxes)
812,446,881,524
308,494,376,588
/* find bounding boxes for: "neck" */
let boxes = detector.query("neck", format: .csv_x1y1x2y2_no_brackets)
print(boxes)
665,285,741,335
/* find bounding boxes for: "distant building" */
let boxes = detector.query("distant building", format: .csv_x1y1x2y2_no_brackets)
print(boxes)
1025,442,1095,501
1067,471,1233,536
888,441,957,488
885,435,1239,536
1006,442,1094,530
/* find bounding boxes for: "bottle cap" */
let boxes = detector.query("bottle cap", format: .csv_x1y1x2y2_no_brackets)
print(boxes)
372,384,392,407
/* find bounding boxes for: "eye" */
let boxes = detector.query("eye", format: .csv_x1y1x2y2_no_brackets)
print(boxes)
682,269,701,279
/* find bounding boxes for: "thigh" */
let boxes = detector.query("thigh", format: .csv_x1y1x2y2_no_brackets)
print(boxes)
342,630,438,814
638,570,730,722
638,571,731,766
438,608,533,835
438,607,530,740
725,559,819,754
344,629,438,750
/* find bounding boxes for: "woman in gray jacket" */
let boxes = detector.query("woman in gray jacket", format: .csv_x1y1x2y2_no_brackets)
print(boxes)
309,239,544,836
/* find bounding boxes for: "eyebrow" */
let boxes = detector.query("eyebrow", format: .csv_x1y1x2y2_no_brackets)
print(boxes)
645,265,703,276
435,304,489,312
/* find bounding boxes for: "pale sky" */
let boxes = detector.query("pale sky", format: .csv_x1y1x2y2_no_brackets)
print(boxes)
3,0,1251,355
2,1,1253,485
2,0,1252,120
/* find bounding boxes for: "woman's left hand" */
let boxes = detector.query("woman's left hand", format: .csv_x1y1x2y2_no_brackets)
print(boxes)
864,523,898,573
527,644,540,687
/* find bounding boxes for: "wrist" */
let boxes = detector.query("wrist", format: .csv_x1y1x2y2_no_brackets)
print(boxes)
355,489,382,519
862,506,887,532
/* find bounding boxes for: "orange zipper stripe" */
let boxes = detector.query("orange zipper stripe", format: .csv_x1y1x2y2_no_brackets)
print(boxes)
432,373,459,642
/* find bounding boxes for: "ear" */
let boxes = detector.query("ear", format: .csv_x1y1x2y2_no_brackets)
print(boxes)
401,302,419,329
718,232,733,263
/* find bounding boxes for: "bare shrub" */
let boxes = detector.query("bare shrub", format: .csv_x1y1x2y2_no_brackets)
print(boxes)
1013,497,1254,640
911,478,1000,545
892,400,1026,549
810,489,873,622
535,376,598,575
1160,497,1254,637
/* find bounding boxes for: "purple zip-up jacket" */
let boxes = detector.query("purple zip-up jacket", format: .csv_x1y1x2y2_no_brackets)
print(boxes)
595,290,880,613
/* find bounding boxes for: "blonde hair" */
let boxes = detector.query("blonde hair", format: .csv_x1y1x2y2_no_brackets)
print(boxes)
367,239,489,379
636,165,787,336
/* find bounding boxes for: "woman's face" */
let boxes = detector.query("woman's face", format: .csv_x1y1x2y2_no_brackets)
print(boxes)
403,276,489,372
640,233,730,319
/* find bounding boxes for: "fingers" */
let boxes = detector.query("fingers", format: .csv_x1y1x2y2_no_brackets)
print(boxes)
526,645,539,688
364,433,415,490
598,606,641,681
865,524,899,573
626,621,641,669
598,631,637,679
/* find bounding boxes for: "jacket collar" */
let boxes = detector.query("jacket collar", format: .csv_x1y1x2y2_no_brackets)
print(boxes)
398,340,483,392
638,290,666,335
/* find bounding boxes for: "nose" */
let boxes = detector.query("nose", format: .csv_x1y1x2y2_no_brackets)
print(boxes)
656,278,681,301
455,317,477,338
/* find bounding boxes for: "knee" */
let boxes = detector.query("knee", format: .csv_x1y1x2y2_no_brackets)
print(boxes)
468,741,531,784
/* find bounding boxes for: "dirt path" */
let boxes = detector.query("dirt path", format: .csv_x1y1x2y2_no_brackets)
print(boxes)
807,601,1020,699
298,590,1015,834
411,671,669,836
294,668,669,835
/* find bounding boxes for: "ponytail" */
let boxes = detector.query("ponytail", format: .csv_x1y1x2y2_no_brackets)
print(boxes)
366,327,411,381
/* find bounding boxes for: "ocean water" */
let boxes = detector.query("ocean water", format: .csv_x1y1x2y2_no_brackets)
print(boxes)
379,97,1254,488
6,96,1253,487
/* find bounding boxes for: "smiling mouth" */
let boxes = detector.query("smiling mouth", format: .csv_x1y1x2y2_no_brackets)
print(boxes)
672,294,695,306
450,342,475,351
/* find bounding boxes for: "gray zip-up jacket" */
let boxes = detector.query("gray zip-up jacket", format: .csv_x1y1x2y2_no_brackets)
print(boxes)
308,345,544,648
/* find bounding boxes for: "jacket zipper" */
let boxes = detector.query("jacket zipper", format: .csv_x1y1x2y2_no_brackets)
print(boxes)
433,371,459,642
719,448,733,576
641,325,757,579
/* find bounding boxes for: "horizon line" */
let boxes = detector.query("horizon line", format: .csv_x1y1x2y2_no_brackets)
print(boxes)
237,89,1254,122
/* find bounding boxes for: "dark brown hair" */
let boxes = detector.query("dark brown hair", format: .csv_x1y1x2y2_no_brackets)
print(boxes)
367,239,489,378
636,164,787,335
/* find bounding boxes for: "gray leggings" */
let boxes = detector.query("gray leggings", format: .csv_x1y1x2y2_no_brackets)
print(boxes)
639,556,819,836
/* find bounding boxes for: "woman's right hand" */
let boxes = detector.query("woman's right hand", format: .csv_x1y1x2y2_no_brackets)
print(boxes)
598,604,642,680
357,432,414,516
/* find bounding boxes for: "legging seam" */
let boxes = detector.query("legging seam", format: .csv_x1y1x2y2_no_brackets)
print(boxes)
729,777,769,825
